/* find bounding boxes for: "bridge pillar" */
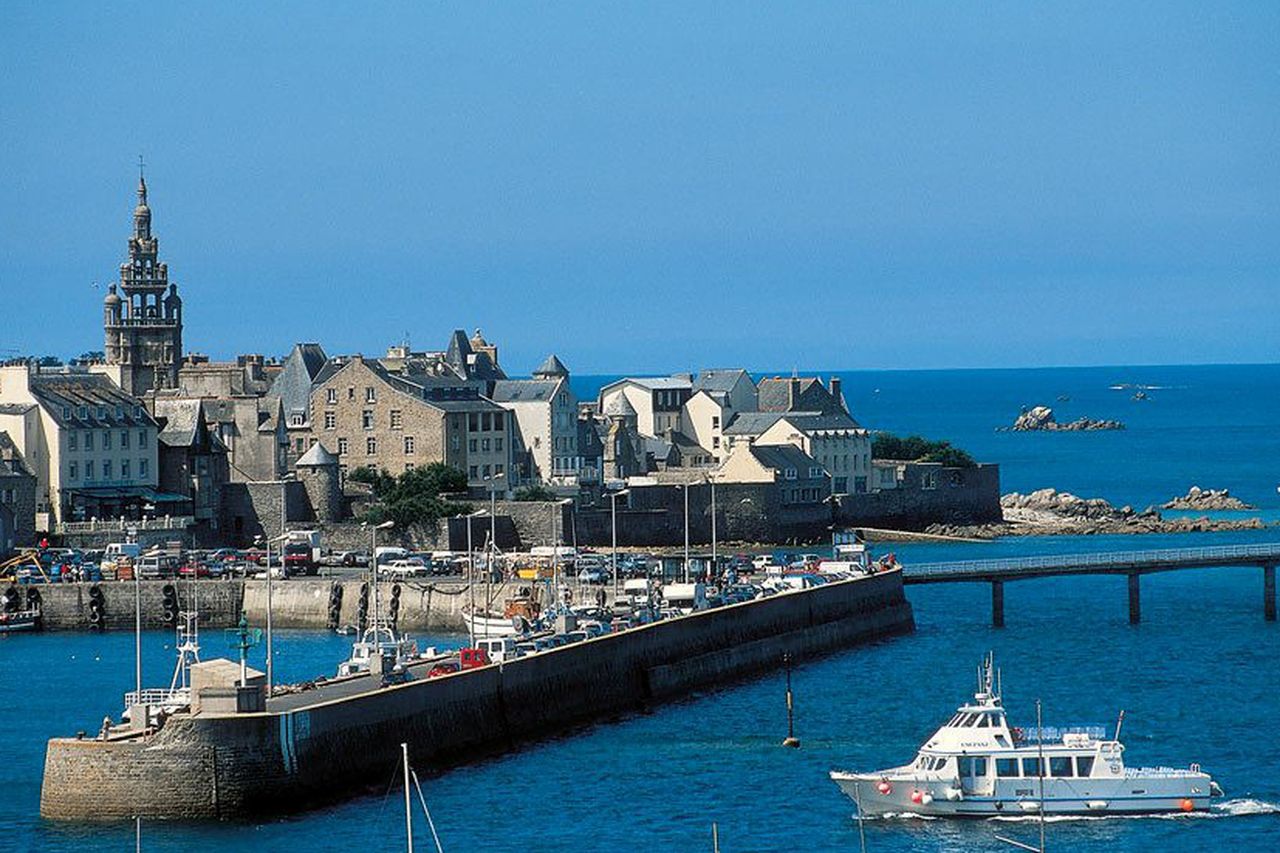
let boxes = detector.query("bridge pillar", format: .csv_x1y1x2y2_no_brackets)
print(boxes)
991,580,1005,628
1127,573,1141,625
1265,564,1276,622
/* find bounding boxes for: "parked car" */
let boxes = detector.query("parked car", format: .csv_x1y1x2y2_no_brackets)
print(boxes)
577,566,609,584
380,558,428,579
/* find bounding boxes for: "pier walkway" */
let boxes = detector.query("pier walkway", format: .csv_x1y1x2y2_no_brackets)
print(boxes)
903,542,1280,626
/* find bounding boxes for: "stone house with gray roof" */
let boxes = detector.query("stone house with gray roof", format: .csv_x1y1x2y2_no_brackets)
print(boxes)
0,429,37,548
490,354,580,486
154,398,229,532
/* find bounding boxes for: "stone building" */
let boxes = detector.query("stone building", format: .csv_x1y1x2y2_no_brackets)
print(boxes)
177,353,275,398
0,430,37,547
154,398,229,535
716,442,830,505
307,356,515,492
491,354,581,486
598,376,693,438
296,443,342,522
101,175,184,396
0,363,169,525
266,343,329,466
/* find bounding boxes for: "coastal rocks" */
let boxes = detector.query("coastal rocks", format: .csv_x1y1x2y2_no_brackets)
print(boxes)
925,487,1267,539
1162,486,1256,511
1008,406,1125,432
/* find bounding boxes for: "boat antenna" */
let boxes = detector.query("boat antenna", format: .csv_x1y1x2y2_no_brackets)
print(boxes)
997,666,1003,702
410,767,446,853
402,743,414,853
1036,698,1046,852
1114,709,1125,742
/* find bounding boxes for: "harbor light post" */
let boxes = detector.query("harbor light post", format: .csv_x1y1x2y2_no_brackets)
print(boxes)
128,524,140,708
463,509,485,647
368,520,395,635
708,473,717,584
485,473,504,641
677,483,690,583
264,531,292,697
609,487,630,606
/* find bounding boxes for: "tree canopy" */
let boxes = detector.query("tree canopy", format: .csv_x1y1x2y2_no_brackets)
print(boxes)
350,463,471,532
513,484,557,502
871,432,976,468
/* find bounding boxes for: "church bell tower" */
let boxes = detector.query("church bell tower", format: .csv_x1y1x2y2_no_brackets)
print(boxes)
103,169,183,395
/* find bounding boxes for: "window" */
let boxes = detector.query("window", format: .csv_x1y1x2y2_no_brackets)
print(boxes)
468,413,479,432
121,430,130,449
139,459,148,477
139,430,147,448
296,438,304,452
362,410,374,430
121,460,130,479
324,411,336,430
347,387,355,400
469,438,477,453
102,460,112,480
711,415,720,429
452,434,460,451
68,433,78,451
493,412,503,430
84,432,94,451
784,467,797,480
405,463,415,472
1049,757,1074,777
495,464,504,477
404,436,415,454
712,436,720,449
115,406,123,420
495,437,503,452
97,406,106,419
533,436,541,449
482,464,491,478
1076,756,1095,777
103,431,112,450
337,437,349,455
1021,757,1043,778
366,437,377,455
469,465,478,479
62,406,71,420
77,406,87,419
68,462,78,480
365,387,376,403
976,714,990,728
482,413,492,431
390,410,402,429
482,438,491,452
996,758,1019,778
290,413,305,427
85,461,95,480
326,388,337,404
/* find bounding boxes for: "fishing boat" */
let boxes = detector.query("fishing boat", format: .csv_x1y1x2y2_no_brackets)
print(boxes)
337,623,419,677
830,654,1221,817
461,588,542,638
123,609,201,720
0,608,39,633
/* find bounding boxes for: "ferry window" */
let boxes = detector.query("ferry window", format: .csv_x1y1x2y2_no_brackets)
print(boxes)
977,714,990,728
996,758,1019,777
1050,757,1074,777
1021,757,1043,777
947,714,963,726
1076,756,1095,777
972,757,988,777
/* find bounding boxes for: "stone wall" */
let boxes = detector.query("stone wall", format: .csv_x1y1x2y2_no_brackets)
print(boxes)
220,480,310,546
836,463,1002,529
21,579,244,631
41,570,913,820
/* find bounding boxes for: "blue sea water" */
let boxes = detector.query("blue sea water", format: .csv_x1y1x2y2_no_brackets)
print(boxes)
6,363,1280,852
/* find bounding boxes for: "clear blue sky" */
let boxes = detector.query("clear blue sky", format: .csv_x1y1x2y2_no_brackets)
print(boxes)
2,3,1277,375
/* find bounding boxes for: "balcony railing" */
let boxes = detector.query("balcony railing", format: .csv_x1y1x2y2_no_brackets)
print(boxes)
55,516,194,534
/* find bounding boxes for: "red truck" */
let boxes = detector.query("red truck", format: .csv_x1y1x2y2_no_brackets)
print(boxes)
427,647,490,677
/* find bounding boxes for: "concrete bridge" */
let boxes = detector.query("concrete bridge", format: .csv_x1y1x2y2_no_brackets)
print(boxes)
903,542,1280,626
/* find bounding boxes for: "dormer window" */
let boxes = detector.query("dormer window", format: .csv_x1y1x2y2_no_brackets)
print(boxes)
77,406,87,419
62,406,71,420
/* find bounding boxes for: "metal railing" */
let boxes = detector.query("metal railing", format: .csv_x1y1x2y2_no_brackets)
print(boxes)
54,516,194,534
123,687,190,709
906,543,1280,580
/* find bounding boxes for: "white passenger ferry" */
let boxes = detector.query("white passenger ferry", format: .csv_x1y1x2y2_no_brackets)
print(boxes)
830,655,1220,817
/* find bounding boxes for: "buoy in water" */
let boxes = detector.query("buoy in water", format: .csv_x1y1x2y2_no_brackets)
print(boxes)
1180,799,1195,812
877,781,892,795
781,736,800,748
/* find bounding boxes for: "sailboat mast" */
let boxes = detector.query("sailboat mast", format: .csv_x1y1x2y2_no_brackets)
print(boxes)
402,742,414,853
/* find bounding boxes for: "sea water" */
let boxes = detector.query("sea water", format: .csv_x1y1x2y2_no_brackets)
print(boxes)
5,363,1279,851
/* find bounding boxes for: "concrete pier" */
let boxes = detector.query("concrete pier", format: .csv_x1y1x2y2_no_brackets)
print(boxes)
991,579,1004,628
1127,572,1141,625
41,571,914,821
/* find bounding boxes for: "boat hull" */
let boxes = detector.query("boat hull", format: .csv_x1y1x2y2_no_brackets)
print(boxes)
829,771,1215,817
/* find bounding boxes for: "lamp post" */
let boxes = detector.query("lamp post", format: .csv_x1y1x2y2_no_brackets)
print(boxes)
263,530,292,697
368,520,394,637
484,473,504,642
708,473,717,585
681,484,690,583
609,488,629,605
463,509,484,647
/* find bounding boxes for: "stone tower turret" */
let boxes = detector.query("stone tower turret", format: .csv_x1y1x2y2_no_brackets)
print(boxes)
296,443,342,523
103,172,184,395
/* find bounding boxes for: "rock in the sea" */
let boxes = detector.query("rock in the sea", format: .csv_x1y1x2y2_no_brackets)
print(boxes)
1009,406,1124,432
1161,486,1256,511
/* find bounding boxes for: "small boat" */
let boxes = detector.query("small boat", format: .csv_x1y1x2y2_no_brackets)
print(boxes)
462,589,542,638
830,654,1220,817
337,623,419,678
0,608,39,633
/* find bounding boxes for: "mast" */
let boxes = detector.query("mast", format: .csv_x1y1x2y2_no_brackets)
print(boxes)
1036,699,1046,851
402,742,414,853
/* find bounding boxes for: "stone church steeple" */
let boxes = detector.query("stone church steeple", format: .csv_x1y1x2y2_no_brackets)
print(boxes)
104,171,183,395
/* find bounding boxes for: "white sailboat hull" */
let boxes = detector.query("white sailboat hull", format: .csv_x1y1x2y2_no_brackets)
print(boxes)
462,609,530,638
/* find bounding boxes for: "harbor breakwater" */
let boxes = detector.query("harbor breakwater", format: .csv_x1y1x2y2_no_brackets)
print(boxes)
40,571,913,821
22,578,535,633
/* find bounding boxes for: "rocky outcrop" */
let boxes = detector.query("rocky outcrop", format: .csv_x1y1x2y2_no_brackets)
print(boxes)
1162,486,1256,511
925,487,1267,539
1008,406,1125,432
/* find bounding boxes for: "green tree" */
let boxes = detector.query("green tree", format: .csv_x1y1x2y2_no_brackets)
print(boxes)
871,432,976,468
356,463,471,533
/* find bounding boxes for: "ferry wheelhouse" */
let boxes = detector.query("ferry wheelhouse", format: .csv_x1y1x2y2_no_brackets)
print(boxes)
830,655,1219,817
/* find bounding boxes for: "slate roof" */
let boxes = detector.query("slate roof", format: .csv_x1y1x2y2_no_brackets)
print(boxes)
0,403,35,416
532,354,569,378
775,411,863,431
749,443,823,475
491,379,560,403
268,343,329,417
297,442,338,467
0,431,34,478
603,394,637,417
694,368,751,394
154,398,203,447
722,412,788,436
28,373,155,428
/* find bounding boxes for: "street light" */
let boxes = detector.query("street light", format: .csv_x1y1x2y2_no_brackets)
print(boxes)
707,473,718,584
608,488,630,606
676,483,690,583
483,473,505,642
461,509,485,647
263,530,291,697
366,520,395,635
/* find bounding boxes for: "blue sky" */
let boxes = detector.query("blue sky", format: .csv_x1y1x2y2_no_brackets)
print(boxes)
1,3,1277,375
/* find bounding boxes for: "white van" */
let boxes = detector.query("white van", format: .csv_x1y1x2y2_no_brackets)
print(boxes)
374,546,409,566
476,637,521,663
661,582,708,614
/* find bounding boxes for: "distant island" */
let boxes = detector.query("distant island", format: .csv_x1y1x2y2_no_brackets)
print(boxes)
1005,405,1125,432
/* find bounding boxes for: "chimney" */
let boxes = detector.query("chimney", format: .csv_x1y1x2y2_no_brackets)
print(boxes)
830,376,844,411
789,376,801,410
